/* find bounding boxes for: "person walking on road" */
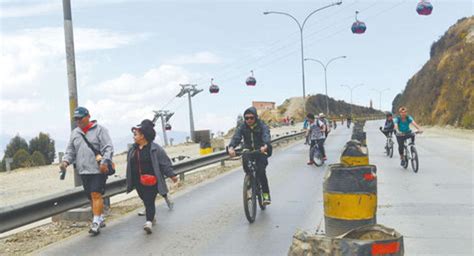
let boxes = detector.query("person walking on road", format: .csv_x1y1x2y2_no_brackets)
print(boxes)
60,107,114,235
126,119,178,234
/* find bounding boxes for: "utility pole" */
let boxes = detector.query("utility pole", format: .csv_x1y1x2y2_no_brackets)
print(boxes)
176,84,202,142
62,0,81,187
152,110,174,146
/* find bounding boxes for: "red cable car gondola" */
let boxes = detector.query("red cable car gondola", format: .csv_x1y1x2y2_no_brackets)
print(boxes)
246,70,257,86
165,123,172,131
351,11,367,34
416,0,433,16
209,78,219,94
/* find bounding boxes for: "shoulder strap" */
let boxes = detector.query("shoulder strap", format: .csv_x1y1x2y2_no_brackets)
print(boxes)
135,149,143,175
80,133,101,156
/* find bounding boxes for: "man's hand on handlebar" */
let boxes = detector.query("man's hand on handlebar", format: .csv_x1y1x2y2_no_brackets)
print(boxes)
260,145,268,154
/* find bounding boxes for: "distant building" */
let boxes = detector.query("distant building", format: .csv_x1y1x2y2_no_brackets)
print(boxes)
252,101,276,111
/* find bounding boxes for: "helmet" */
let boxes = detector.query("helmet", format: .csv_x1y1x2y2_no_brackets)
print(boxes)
385,111,392,117
319,113,325,118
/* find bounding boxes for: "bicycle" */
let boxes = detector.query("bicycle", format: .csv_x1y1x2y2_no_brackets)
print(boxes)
235,149,267,223
380,128,394,158
310,141,325,167
396,131,422,173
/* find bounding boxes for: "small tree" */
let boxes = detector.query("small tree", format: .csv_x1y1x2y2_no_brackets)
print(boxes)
29,132,55,164
4,135,28,159
30,151,46,166
13,149,31,169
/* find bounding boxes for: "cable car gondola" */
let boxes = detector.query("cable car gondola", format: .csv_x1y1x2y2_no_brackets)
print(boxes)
165,123,172,131
209,78,219,94
351,11,367,34
416,0,433,16
245,70,257,86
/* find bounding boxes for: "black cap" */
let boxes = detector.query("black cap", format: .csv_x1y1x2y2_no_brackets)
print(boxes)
131,119,156,142
73,107,89,118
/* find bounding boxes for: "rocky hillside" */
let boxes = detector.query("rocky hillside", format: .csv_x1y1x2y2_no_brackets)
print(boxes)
259,94,383,124
392,17,474,128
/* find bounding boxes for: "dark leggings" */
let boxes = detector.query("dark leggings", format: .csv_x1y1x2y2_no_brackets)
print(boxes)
396,134,415,156
242,155,270,194
310,139,326,160
136,184,158,222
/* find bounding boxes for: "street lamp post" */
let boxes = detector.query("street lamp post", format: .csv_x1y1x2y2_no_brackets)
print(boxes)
341,84,364,116
371,88,390,111
263,1,342,113
305,56,346,115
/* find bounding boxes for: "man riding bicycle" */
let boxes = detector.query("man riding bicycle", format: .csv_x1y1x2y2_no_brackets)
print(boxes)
307,113,327,164
394,107,423,166
380,112,395,137
228,107,272,205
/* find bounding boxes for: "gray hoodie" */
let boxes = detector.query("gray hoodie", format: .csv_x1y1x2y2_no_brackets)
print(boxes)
63,121,114,175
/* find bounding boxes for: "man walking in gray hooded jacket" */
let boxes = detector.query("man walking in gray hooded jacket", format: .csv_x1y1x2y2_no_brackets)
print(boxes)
60,107,114,235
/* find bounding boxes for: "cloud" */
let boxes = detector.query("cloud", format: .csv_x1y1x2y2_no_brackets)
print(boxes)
0,99,45,114
0,0,148,18
0,27,148,96
169,51,222,65
88,64,203,128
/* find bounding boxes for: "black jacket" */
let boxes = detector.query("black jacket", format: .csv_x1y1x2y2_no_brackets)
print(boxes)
229,107,272,156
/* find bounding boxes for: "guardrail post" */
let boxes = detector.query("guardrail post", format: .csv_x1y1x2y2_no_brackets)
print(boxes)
221,160,225,167
5,158,13,172
103,196,110,215
179,173,185,182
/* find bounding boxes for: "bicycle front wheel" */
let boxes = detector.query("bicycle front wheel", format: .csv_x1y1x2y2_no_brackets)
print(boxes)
243,174,257,223
410,146,419,173
402,150,409,169
388,141,394,158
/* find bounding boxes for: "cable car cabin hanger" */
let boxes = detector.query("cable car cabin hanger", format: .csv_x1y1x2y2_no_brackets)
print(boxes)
351,11,366,34
417,0,433,16
209,78,220,94
246,70,257,86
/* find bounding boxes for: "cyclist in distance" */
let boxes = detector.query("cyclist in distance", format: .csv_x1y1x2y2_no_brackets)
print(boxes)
380,112,395,137
307,113,327,164
228,107,272,205
394,106,423,166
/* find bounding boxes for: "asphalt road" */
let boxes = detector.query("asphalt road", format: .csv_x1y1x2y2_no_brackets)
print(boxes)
36,121,473,256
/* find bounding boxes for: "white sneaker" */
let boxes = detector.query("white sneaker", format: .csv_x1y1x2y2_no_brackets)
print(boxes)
143,221,153,234
89,222,100,235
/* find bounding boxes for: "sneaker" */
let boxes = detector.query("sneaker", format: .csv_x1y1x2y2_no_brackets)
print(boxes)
400,159,406,166
89,222,100,235
100,221,106,228
307,161,315,165
262,193,271,205
143,221,153,234
137,210,145,216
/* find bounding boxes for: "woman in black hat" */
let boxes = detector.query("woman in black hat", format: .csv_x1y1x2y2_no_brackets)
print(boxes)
126,119,178,234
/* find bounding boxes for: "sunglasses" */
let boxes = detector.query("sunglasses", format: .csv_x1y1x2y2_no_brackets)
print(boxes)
244,116,255,120
74,116,84,121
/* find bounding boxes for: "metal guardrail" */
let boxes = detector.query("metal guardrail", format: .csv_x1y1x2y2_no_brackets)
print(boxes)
0,131,305,233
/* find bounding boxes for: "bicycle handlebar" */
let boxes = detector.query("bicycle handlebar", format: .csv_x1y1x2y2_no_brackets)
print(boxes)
395,130,423,137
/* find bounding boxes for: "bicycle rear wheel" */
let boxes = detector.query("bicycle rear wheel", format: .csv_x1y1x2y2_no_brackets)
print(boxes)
243,174,257,223
402,150,409,169
410,146,419,173
388,141,394,158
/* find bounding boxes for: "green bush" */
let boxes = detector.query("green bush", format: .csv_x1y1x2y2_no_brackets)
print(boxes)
30,151,46,166
13,149,32,169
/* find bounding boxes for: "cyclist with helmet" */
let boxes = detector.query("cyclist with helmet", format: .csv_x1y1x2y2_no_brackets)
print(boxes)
394,107,423,166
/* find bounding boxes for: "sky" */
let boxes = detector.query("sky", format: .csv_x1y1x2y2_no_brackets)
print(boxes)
0,0,472,154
